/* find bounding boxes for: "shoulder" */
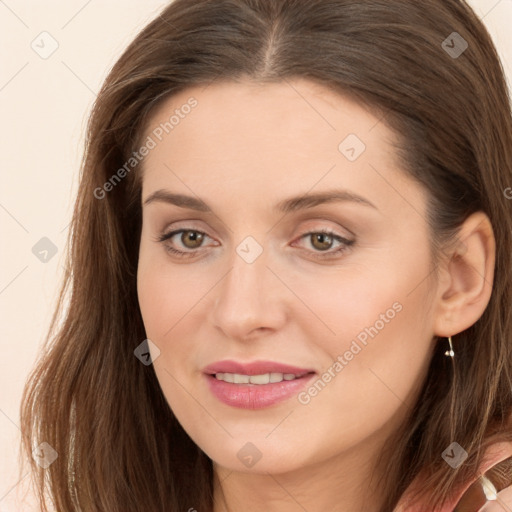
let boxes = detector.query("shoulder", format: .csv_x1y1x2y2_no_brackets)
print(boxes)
394,439,512,512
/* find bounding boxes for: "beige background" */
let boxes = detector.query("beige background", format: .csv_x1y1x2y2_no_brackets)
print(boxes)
0,0,511,510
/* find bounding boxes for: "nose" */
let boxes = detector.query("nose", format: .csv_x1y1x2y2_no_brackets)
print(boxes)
210,243,288,341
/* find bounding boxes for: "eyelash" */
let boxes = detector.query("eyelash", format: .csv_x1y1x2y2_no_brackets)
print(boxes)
155,227,355,260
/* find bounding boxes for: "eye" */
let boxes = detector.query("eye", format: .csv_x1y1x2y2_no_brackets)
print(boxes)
154,227,355,260
155,228,214,258
294,229,355,259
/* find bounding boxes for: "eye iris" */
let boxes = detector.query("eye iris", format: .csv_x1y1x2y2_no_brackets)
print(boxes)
182,230,204,249
311,233,333,251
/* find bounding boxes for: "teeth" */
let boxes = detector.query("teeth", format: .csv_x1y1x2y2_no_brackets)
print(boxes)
214,372,301,384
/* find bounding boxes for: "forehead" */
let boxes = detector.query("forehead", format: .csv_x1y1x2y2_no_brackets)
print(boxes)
139,78,421,216
143,78,389,150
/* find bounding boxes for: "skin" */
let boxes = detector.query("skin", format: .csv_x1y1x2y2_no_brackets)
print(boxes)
136,78,495,512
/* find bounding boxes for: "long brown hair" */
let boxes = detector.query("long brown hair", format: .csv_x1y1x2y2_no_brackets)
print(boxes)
19,1,512,510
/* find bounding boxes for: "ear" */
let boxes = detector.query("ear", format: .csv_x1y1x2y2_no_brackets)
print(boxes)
433,211,496,337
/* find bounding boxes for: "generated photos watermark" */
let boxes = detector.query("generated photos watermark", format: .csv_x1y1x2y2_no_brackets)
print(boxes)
93,97,198,200
297,301,403,405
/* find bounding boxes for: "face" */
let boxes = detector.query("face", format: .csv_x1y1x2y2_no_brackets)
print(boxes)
137,78,439,476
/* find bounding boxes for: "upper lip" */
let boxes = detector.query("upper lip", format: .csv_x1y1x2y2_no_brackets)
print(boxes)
203,360,316,377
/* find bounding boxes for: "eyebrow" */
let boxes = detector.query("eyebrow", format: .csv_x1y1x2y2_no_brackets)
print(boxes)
142,188,378,213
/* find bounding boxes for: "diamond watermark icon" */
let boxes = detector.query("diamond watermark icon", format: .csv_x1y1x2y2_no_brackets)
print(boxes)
237,442,262,468
32,442,58,469
338,134,366,162
441,32,468,59
32,237,58,263
134,339,161,366
236,236,263,264
31,31,59,59
442,441,468,469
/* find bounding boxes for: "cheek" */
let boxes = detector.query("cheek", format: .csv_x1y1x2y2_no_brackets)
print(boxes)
298,251,434,385
290,263,405,348
136,256,199,403
300,259,434,413
136,247,210,381
315,247,433,348
289,273,432,450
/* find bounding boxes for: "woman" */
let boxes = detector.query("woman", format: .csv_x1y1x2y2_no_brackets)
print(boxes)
19,1,512,511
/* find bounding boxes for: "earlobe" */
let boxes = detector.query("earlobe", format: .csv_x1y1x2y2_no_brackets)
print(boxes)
433,211,496,337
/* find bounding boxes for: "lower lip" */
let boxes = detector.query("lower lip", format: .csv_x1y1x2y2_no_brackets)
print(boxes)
204,373,316,410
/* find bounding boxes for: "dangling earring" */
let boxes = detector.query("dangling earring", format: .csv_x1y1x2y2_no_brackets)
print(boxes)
444,336,455,357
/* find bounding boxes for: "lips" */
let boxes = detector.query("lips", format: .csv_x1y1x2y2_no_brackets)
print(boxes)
202,359,316,377
202,359,317,409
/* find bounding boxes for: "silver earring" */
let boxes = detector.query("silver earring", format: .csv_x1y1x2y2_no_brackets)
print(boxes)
444,336,455,357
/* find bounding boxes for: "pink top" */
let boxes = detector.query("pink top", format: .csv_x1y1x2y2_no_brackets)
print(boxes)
393,441,512,512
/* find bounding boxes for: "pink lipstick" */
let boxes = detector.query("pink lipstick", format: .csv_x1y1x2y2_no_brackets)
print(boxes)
203,359,316,409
